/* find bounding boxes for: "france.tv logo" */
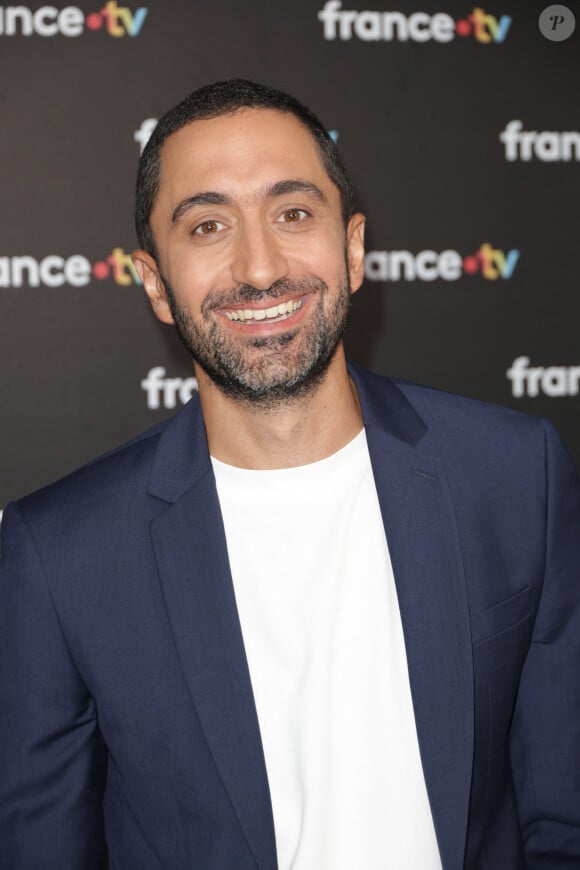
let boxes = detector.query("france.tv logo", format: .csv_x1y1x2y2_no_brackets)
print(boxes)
0,247,141,288
364,244,520,282
318,3,512,43
0,3,148,37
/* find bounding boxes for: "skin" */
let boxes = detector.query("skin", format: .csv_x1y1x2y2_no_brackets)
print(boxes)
133,108,366,469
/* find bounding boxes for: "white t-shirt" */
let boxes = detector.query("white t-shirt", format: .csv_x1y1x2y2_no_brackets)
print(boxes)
211,429,441,869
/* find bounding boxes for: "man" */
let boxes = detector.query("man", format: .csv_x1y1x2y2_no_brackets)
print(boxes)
1,79,579,870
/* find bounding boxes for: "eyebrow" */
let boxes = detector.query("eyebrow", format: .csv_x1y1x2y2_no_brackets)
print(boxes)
171,179,328,225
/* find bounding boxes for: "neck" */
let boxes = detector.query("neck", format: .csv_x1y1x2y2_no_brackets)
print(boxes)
196,345,363,469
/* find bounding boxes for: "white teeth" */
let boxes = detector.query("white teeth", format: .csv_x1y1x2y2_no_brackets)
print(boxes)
224,298,303,322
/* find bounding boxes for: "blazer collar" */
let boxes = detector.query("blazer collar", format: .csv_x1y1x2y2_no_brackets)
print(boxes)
347,360,427,443
147,392,210,503
147,360,427,503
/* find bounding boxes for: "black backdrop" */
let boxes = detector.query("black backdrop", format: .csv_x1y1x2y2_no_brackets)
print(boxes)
2,0,579,509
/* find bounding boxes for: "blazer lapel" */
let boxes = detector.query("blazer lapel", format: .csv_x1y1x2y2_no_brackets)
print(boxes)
350,365,474,870
147,397,277,870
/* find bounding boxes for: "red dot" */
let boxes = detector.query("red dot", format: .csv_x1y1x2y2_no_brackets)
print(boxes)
92,261,110,280
85,12,102,30
456,19,471,36
463,256,479,274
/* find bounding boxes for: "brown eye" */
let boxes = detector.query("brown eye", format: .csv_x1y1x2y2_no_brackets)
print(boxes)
193,220,226,236
281,208,307,223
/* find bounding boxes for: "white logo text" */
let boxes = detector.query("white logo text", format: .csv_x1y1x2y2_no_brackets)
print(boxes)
500,120,580,162
507,356,580,397
141,366,198,409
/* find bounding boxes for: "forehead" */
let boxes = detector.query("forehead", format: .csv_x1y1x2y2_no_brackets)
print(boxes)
155,108,337,211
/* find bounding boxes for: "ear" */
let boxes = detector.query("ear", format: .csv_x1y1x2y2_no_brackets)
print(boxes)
345,213,366,294
132,250,175,325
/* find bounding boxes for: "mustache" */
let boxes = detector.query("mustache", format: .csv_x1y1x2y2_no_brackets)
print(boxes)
202,276,327,314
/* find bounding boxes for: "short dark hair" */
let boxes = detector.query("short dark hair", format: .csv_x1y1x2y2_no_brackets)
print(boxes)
135,79,356,258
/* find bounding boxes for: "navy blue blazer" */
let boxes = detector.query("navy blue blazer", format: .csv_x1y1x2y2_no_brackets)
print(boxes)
1,364,580,869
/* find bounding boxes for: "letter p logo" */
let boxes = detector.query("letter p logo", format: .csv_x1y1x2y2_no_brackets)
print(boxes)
539,4,575,41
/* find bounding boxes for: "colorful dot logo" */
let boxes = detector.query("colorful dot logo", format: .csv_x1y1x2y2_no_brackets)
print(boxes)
454,7,511,42
84,2,148,37
92,248,141,285
85,12,103,30
462,255,479,274
92,261,112,280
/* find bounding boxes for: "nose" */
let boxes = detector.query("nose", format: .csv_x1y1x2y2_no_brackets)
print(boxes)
230,218,289,291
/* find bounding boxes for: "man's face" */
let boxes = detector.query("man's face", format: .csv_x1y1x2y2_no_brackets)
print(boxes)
134,108,365,406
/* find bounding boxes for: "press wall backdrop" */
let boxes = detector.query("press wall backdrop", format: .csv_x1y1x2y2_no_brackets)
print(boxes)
1,1,578,509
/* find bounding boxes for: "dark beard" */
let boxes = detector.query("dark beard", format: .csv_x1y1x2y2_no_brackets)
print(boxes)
160,268,351,411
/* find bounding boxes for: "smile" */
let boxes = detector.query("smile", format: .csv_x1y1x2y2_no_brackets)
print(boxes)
222,298,303,323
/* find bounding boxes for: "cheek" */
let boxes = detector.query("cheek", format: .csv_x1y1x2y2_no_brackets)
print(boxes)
165,251,217,309
291,231,346,279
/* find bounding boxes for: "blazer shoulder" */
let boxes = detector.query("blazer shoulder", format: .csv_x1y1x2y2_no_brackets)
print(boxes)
351,363,544,435
12,417,170,529
350,363,551,464
394,376,536,425
391,375,553,465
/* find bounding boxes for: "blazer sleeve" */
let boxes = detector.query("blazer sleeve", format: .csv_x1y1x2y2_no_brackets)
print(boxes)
0,502,107,870
509,420,580,864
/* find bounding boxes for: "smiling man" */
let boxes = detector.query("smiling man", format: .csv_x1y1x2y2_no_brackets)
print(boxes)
133,99,366,464
1,80,580,870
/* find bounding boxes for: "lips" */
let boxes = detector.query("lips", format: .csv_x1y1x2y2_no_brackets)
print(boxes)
222,297,303,323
